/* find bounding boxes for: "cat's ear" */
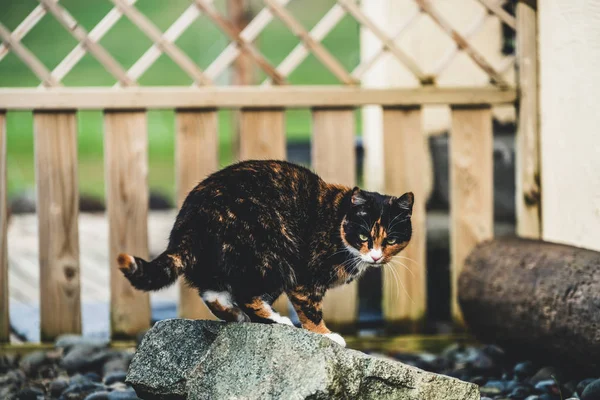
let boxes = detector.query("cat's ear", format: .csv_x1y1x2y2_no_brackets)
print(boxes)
396,192,414,216
351,186,368,206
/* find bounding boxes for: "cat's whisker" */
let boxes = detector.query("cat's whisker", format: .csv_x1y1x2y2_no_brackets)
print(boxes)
387,258,415,279
383,263,401,304
394,255,421,266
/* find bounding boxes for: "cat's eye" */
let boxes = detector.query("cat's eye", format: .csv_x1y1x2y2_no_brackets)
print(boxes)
386,238,397,244
359,234,369,242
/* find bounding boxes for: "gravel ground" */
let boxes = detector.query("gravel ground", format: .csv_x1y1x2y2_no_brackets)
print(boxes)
2,335,600,400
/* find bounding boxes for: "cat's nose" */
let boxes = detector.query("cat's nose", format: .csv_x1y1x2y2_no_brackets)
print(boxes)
371,254,382,262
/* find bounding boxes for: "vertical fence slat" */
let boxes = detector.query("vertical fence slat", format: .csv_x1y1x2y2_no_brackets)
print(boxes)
176,109,218,320
450,105,494,325
239,108,290,315
34,111,81,341
105,111,151,339
516,0,541,238
382,106,426,332
0,111,8,342
312,107,358,329
239,108,286,161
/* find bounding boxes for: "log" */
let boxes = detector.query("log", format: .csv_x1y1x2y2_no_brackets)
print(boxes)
459,237,600,373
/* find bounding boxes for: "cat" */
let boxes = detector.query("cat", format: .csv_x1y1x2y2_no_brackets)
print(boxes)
117,160,413,347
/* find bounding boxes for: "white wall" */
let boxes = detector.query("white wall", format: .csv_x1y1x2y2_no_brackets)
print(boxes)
539,0,600,252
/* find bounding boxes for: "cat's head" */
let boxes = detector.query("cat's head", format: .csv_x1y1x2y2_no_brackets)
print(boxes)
340,187,413,265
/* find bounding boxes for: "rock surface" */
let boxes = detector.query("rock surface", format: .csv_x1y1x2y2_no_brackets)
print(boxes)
127,319,479,400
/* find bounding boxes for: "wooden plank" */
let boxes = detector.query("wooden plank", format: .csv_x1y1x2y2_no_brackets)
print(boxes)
125,4,199,84
337,0,432,84
175,110,218,320
0,22,60,87
39,0,134,87
33,111,81,341
205,1,289,80
450,106,494,326
0,87,518,110
239,108,286,161
104,111,151,339
0,2,55,62
239,108,289,316
193,0,286,85
311,108,358,329
382,107,426,333
264,0,357,85
515,0,541,238
110,0,211,85
415,0,511,89
51,0,138,85
476,0,516,30
263,4,347,85
0,112,7,342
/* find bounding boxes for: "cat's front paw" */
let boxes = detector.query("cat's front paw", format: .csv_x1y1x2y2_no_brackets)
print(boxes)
324,332,346,347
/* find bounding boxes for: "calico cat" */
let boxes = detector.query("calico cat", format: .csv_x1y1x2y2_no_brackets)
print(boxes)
117,160,413,347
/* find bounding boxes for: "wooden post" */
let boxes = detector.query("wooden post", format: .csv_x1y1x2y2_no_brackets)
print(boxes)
311,107,358,330
228,0,255,159
239,108,289,315
516,0,541,238
176,109,218,320
0,111,8,342
450,105,494,326
34,111,81,341
382,106,426,332
105,111,151,339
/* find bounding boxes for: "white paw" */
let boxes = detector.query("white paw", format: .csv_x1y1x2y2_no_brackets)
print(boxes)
324,332,346,347
273,315,294,326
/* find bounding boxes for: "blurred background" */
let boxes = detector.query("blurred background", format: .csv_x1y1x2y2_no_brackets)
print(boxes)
1,0,519,341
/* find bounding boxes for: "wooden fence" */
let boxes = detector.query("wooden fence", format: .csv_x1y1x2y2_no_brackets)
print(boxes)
0,0,539,343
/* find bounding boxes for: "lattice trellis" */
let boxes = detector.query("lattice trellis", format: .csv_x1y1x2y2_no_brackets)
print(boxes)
0,0,516,89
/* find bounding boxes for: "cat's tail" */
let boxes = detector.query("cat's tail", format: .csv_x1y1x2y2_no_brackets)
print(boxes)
116,247,186,291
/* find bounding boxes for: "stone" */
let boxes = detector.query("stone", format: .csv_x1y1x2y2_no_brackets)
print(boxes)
104,372,127,385
127,319,479,400
12,387,44,400
61,345,113,374
514,361,535,380
55,334,109,352
50,377,70,397
578,378,597,396
582,379,600,400
19,351,48,375
84,392,110,400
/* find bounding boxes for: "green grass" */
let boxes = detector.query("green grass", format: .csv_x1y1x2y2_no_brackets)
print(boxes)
0,0,361,202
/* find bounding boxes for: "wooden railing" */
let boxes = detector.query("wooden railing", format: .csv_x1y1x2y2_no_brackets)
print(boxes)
0,86,519,341
0,0,540,343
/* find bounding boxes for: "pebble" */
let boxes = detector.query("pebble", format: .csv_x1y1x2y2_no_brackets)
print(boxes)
514,361,535,381
84,391,111,400
107,389,140,399
582,379,600,400
49,377,70,397
19,351,48,375
104,371,127,385
530,366,562,386
12,387,44,400
61,344,113,374
578,378,597,396
102,356,131,375
534,379,560,395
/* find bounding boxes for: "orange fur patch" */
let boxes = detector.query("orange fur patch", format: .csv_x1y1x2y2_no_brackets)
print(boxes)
244,298,272,320
116,253,135,272
167,254,184,270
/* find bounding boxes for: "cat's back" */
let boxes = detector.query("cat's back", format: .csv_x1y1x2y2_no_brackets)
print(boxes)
191,160,321,207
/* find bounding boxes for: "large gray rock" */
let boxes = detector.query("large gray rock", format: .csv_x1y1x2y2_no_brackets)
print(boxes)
127,319,479,400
